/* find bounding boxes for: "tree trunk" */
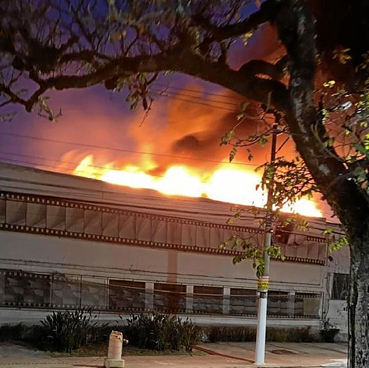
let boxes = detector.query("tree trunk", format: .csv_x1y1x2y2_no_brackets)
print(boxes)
349,234,369,368
273,3,369,367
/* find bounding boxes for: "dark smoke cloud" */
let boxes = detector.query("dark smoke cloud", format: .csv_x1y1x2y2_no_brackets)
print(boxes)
129,81,296,178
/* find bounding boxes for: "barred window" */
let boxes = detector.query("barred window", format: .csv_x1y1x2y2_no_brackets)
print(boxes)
230,288,256,315
3,270,50,307
154,283,186,312
332,273,349,300
193,285,223,314
109,280,145,311
294,292,321,317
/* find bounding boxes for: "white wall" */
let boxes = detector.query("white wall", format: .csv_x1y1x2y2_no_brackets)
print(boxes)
0,307,321,331
325,246,350,341
326,300,348,342
0,231,324,292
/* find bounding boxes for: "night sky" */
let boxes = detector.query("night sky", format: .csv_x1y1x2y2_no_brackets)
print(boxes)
0,23,281,172
0,22,334,219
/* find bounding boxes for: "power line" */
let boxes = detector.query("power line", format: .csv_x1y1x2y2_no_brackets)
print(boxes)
0,136,331,218
149,85,265,116
0,150,235,184
151,90,239,112
0,153,331,218
0,171,334,231
0,134,329,214
151,86,263,113
150,87,242,108
0,154,262,188
0,132,260,168
0,174,267,222
153,83,243,100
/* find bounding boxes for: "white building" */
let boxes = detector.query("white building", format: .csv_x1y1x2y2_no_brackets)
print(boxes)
0,162,348,338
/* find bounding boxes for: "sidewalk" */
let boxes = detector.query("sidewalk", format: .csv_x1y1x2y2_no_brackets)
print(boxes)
0,341,348,368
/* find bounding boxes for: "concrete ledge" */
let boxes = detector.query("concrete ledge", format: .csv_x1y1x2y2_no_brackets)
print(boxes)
0,308,321,330
104,357,125,368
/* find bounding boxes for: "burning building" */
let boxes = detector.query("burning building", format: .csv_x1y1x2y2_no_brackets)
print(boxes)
0,161,349,339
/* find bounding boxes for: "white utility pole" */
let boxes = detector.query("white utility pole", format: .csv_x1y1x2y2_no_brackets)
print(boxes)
255,116,279,365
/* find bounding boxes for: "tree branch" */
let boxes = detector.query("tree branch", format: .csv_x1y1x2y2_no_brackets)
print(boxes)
193,0,280,41
0,83,28,108
238,56,289,81
176,52,290,113
14,42,290,116
59,50,111,66
14,49,184,111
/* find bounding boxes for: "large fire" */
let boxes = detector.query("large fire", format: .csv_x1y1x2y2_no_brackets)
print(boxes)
73,154,322,218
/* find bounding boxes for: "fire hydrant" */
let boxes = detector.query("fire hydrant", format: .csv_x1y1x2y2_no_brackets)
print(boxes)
104,331,125,368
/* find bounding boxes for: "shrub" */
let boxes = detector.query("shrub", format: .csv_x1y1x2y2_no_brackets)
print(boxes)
320,328,340,342
88,323,112,344
288,327,316,342
120,313,203,352
0,323,24,342
0,319,112,352
205,326,317,343
181,319,203,353
40,308,96,353
266,327,289,342
206,326,256,342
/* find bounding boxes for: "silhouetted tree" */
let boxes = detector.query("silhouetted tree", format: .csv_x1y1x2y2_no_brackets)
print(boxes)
1,1,369,366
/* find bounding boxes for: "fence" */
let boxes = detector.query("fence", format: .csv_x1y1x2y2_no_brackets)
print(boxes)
0,269,321,318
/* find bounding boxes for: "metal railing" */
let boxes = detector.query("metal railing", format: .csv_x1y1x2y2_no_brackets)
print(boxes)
0,269,321,318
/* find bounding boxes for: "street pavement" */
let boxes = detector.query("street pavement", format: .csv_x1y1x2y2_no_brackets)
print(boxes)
0,341,348,368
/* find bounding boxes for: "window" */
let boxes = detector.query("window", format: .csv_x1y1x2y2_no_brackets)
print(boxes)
295,292,321,317
109,280,145,311
230,288,257,315
268,291,289,316
193,285,223,314
154,283,186,312
3,270,50,307
332,273,349,300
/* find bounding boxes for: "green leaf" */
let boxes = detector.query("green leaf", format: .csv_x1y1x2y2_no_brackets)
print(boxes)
233,256,241,264
220,130,235,146
241,31,253,45
323,80,336,88
259,136,267,145
354,143,369,158
240,101,250,112
321,108,329,121
229,147,238,162
323,227,334,235
236,113,245,121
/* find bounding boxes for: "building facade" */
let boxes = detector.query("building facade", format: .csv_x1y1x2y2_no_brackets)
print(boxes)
0,162,347,335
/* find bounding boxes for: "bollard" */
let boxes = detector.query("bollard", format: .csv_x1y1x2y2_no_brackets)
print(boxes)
104,331,125,368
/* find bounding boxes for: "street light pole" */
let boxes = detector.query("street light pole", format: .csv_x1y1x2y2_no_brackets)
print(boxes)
255,116,279,365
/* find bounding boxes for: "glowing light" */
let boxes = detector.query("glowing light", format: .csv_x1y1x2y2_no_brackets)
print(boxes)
102,166,155,189
206,168,266,207
282,198,322,218
71,154,322,218
156,166,204,197
74,155,100,179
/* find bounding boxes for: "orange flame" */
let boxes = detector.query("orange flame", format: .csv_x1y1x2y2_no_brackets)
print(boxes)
73,154,322,218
